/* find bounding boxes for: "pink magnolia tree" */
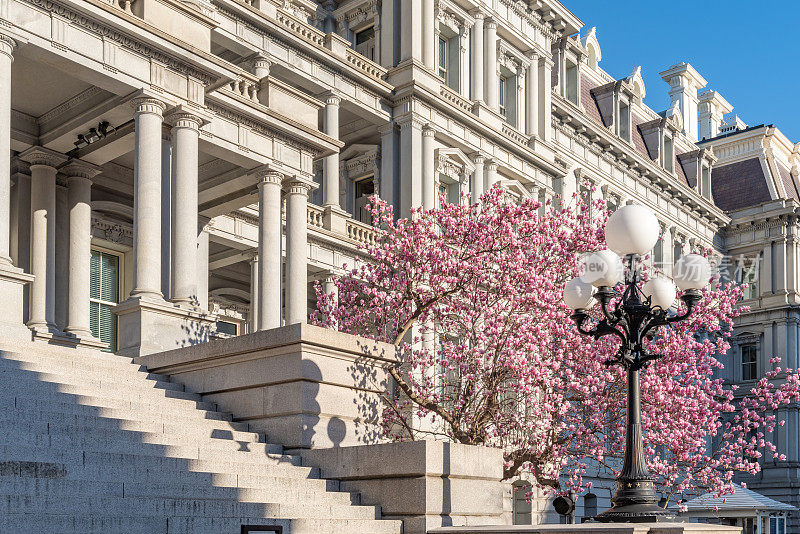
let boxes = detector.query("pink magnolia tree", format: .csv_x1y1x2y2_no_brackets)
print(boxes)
313,186,800,502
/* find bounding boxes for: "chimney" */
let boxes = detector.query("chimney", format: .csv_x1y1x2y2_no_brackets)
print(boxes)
659,63,707,142
697,90,733,141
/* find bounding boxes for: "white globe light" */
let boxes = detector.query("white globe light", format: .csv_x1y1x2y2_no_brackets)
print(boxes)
581,249,624,288
604,204,660,256
674,253,711,290
564,277,596,310
642,277,677,310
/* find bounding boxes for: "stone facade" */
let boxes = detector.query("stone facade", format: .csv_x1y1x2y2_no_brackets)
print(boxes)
0,0,797,530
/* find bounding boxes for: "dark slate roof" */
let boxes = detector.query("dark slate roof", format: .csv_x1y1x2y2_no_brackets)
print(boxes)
710,158,772,211
679,486,795,513
580,74,605,126
776,163,799,203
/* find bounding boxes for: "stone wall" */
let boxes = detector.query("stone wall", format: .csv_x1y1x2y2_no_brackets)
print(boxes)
302,440,507,534
136,323,399,449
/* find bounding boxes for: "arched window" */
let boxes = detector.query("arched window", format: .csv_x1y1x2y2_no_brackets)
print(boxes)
583,493,597,520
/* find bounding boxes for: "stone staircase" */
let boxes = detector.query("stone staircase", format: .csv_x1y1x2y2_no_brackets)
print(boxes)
0,339,403,533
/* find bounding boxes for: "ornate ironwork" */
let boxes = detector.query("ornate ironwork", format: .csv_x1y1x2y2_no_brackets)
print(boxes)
570,254,702,522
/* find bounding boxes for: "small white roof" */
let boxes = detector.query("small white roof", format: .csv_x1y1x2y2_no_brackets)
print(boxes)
679,486,795,514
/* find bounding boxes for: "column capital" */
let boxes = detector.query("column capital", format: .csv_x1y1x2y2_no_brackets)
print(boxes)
18,146,68,169
470,9,485,20
131,96,166,117
0,34,16,60
165,112,205,131
396,115,426,131
526,49,539,62
485,159,499,171
485,18,498,30
255,167,284,186
323,91,342,107
422,124,436,137
538,54,555,68
60,159,103,180
252,55,272,75
283,175,318,196
471,153,486,165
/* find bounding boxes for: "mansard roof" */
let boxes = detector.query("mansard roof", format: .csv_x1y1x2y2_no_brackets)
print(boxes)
711,158,772,211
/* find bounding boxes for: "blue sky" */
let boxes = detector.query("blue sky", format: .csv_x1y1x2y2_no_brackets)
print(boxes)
564,0,800,142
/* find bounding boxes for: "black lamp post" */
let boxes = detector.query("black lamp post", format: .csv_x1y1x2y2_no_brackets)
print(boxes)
563,205,711,523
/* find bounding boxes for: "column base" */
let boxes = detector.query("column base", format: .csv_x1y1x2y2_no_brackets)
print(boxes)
322,205,349,234
0,265,34,341
114,295,217,358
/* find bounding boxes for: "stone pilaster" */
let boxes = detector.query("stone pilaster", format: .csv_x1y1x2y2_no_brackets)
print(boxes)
484,20,498,111
422,125,436,210
421,0,435,70
537,55,554,142
470,12,484,103
525,51,538,137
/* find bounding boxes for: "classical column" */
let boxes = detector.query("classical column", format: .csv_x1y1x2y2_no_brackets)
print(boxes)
167,111,203,306
19,147,67,333
254,56,271,104
322,272,338,327
131,97,166,300
471,154,485,203
485,20,498,111
249,253,259,332
422,125,436,210
526,52,538,136
197,217,210,311
322,93,342,209
284,177,316,325
257,170,283,330
161,133,172,300
422,0,435,70
470,12,484,103
0,36,14,267
62,160,102,338
537,56,553,142
662,226,674,277
485,159,499,191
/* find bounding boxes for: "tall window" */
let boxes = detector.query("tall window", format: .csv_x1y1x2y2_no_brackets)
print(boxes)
737,257,760,300
354,177,375,224
583,494,597,520
653,235,663,270
215,320,238,336
741,343,758,381
663,135,674,172
354,26,376,61
90,249,120,352
700,164,711,198
512,481,533,525
498,76,508,118
437,35,448,80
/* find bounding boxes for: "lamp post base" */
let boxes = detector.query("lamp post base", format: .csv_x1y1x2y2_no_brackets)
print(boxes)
593,502,675,523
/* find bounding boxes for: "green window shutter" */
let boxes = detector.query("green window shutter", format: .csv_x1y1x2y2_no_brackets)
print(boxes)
89,250,120,352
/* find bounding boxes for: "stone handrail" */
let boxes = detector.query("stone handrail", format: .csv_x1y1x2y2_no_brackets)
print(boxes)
225,74,260,102
275,9,326,47
307,204,324,229
502,122,529,145
104,0,135,14
345,219,378,247
344,49,387,80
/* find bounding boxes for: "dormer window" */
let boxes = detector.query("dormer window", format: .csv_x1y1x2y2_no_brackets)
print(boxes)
700,164,710,199
618,100,630,142
566,59,578,104
663,135,674,173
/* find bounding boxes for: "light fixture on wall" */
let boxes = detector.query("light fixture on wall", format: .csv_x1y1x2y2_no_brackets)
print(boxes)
73,121,116,149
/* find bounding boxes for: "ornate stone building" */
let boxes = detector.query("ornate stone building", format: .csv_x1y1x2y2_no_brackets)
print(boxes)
0,0,797,530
